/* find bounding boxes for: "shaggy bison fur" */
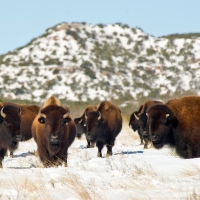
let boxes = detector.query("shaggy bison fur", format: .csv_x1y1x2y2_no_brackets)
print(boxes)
32,96,76,167
129,109,144,145
137,100,163,148
0,103,21,167
147,96,200,158
85,101,122,157
74,105,97,148
3,102,40,157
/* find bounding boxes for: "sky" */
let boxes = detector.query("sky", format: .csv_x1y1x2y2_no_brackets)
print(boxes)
0,0,200,55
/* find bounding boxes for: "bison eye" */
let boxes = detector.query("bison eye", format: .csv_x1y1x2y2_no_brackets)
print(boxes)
6,122,12,127
60,121,65,126
160,119,167,124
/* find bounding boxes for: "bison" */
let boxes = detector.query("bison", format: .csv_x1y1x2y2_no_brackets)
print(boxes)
147,96,200,158
74,105,97,148
32,96,76,167
85,101,122,157
3,102,40,157
0,103,22,167
136,100,163,148
129,109,144,145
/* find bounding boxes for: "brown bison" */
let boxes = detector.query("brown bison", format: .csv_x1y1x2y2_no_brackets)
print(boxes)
32,96,76,167
147,96,200,158
74,105,97,148
3,102,40,157
0,103,22,167
136,100,163,148
129,109,144,145
85,101,122,157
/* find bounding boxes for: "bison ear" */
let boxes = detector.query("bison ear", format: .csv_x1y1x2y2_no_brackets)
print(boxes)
74,118,81,124
0,117,4,123
63,117,71,124
166,114,178,128
38,117,46,124
170,116,178,128
134,112,139,120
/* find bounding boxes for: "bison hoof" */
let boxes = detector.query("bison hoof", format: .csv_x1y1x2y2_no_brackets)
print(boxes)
106,152,112,157
87,144,94,148
97,152,102,157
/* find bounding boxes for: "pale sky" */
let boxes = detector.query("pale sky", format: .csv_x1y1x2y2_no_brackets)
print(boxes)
0,0,199,55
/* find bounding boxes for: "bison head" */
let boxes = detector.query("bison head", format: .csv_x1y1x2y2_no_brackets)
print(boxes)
147,104,178,149
85,111,104,144
138,112,149,139
74,117,86,139
38,105,71,154
129,111,140,132
0,105,22,151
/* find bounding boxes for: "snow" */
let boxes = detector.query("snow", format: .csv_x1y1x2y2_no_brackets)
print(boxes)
1,123,200,200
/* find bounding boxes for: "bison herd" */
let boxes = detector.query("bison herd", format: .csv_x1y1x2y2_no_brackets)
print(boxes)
0,95,200,168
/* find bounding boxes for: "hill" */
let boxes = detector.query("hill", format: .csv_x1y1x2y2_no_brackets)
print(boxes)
0,22,200,109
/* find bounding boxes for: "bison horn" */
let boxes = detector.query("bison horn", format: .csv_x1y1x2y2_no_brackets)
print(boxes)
85,112,88,120
134,113,139,121
79,118,83,124
166,114,170,118
19,107,22,115
40,111,46,119
146,113,148,117
0,107,6,118
97,111,102,120
63,110,70,118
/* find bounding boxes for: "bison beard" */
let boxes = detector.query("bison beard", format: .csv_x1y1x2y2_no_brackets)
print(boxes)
49,135,61,153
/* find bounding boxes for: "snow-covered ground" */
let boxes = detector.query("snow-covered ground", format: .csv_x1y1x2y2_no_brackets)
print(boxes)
1,123,200,200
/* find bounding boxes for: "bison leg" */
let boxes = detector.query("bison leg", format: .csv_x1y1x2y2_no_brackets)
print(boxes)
87,140,95,148
0,148,8,168
185,144,193,159
96,141,104,157
10,151,14,158
137,130,144,145
106,144,113,156
37,147,52,168
56,149,68,167
139,136,144,145
143,138,149,149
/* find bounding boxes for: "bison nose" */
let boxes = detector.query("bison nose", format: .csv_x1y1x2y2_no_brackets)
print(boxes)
142,131,148,138
76,133,82,139
86,133,92,140
151,134,159,142
50,135,59,143
14,134,22,141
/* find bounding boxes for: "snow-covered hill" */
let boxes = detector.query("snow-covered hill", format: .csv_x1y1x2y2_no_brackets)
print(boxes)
0,22,200,103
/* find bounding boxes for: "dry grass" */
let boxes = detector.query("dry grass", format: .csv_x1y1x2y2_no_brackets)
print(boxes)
106,155,157,179
59,173,93,200
1,176,54,200
181,164,200,176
